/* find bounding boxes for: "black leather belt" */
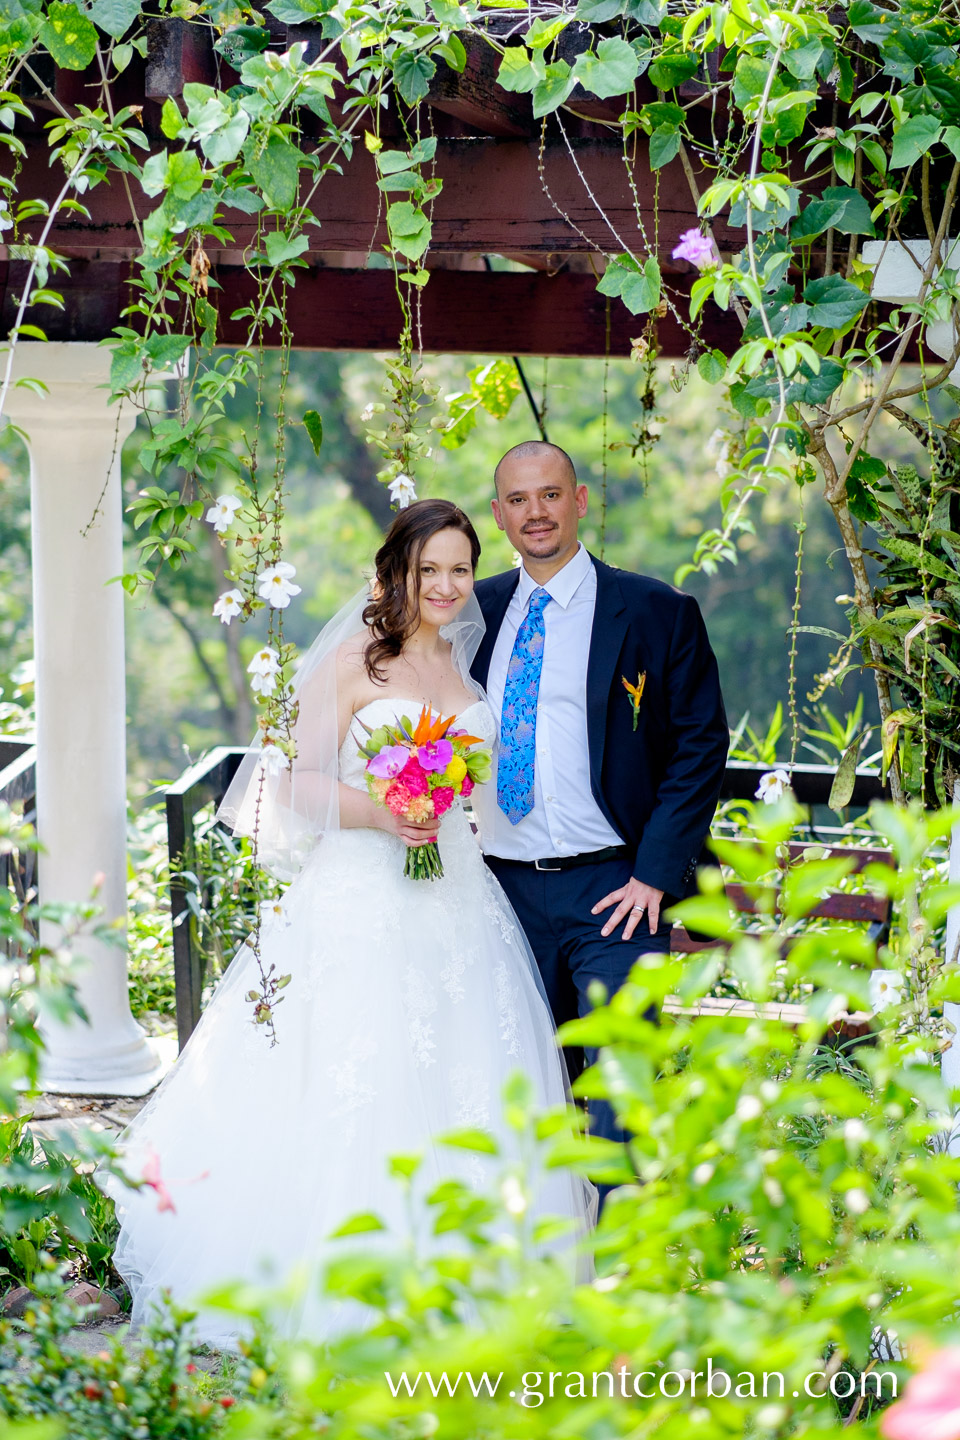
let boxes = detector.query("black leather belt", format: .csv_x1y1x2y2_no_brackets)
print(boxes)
489,844,631,873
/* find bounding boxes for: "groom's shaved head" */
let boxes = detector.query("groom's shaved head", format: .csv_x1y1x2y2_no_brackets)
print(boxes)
494,441,577,492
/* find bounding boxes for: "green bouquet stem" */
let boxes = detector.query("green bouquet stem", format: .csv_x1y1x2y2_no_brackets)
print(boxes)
404,841,444,881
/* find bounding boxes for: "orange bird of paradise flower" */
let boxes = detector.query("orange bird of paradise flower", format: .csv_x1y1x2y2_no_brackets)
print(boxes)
411,705,484,747
622,672,646,731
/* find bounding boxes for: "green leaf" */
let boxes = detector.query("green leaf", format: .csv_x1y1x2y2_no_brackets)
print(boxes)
110,343,144,391
497,46,538,95
597,253,661,315
200,108,249,165
437,1126,500,1154
39,2,97,69
647,50,698,89
435,35,466,73
572,37,640,99
264,229,309,266
145,333,191,368
160,97,183,140
575,0,624,19
524,15,568,48
649,124,680,169
828,735,860,813
112,41,133,71
393,49,436,105
532,61,575,118
470,357,520,418
820,184,875,237
246,135,301,211
790,195,848,243
803,273,869,329
386,200,432,261
329,1211,386,1236
890,114,942,169
697,349,726,384
88,0,139,37
303,408,323,455
166,150,203,202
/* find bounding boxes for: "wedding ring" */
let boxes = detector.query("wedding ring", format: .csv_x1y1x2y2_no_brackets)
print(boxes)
631,905,645,915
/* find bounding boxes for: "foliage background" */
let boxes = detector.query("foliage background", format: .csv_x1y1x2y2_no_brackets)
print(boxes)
3,350,930,789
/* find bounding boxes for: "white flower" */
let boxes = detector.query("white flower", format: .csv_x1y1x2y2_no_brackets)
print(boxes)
692,1162,714,1185
869,969,904,1013
257,562,302,610
844,1187,870,1215
247,646,280,695
259,897,290,932
388,473,418,509
0,202,12,234
212,588,243,625
258,743,288,777
755,769,790,805
736,1094,762,1122
843,1118,868,1146
360,403,375,422
205,494,243,534
500,1174,527,1217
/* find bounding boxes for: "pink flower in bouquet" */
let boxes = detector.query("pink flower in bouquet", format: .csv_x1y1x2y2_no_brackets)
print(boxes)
882,1347,960,1440
431,785,455,817
400,756,430,796
385,780,413,816
419,738,454,772
461,775,474,798
368,744,410,779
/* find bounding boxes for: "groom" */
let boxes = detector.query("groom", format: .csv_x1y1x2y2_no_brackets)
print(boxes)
471,441,728,1191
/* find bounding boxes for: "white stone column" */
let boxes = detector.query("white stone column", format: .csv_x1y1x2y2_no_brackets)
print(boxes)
4,342,165,1094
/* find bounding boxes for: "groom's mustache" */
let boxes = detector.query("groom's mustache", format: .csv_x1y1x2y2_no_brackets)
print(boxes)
521,521,558,534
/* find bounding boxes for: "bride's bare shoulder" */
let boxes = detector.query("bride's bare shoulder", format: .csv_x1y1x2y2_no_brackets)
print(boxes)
336,634,369,674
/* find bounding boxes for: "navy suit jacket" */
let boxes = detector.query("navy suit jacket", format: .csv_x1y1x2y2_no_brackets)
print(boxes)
472,553,728,899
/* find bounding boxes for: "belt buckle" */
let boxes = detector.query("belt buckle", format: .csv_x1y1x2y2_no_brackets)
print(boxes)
534,857,563,872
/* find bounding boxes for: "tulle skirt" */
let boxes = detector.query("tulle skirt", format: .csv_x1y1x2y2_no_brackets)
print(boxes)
107,806,596,1347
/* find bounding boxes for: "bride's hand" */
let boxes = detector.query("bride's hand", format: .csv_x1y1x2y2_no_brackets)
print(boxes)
375,810,442,847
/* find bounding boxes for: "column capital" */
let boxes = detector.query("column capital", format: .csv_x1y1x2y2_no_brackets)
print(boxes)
2,341,138,437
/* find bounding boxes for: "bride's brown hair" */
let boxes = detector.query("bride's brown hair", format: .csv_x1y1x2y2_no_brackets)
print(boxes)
362,499,481,682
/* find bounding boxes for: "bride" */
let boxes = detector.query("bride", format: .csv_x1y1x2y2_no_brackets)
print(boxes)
108,498,596,1346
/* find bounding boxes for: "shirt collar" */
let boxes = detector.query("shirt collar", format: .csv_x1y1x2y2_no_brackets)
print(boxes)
516,543,592,611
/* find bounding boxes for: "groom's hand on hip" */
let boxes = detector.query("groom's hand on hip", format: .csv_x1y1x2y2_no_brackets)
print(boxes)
592,878,665,940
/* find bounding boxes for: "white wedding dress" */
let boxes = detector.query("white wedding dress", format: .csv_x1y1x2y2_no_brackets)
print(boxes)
109,698,596,1347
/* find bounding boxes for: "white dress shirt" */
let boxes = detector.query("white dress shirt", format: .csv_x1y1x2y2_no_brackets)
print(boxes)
476,543,624,860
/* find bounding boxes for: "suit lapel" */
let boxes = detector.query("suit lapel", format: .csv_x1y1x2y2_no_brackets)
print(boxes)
472,571,520,689
586,554,628,789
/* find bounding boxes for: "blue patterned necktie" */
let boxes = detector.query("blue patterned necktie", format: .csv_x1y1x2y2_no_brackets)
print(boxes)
497,587,552,825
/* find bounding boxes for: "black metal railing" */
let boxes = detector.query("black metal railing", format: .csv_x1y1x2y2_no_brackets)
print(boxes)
164,747,246,1051
0,741,37,939
163,749,889,1049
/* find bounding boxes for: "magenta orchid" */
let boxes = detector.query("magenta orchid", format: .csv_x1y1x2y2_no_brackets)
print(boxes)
367,744,411,779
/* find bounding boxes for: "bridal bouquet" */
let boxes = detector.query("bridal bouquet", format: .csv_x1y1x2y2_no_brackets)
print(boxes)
360,705,491,880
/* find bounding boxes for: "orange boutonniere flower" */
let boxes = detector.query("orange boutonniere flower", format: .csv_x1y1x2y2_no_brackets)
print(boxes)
622,671,646,731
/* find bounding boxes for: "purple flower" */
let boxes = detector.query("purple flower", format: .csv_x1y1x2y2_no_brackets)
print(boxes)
671,228,715,269
418,738,454,773
367,744,410,778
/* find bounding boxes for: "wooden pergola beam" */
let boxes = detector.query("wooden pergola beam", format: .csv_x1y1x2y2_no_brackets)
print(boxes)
13,134,733,259
0,259,740,355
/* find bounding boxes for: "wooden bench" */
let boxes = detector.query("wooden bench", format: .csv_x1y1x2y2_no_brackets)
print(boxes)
665,841,895,1038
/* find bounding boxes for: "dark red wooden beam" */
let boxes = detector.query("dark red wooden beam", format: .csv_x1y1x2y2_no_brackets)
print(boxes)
0,258,741,355
12,135,734,259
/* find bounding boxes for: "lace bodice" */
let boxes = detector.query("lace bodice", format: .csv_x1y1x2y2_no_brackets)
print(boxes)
338,698,496,790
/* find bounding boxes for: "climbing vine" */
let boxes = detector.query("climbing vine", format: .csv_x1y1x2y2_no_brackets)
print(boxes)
5,0,960,1024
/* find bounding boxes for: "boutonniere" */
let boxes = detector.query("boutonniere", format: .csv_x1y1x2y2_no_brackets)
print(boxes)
621,671,646,731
